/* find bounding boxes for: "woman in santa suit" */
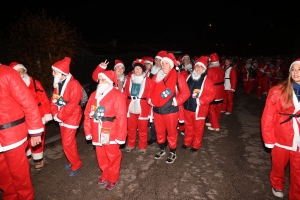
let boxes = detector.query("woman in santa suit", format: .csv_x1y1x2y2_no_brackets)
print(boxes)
149,52,190,164
261,58,300,199
123,58,152,154
181,56,216,151
84,69,127,191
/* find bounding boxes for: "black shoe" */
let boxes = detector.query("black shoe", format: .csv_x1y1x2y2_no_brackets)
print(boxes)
181,144,188,149
190,148,198,152
147,139,156,145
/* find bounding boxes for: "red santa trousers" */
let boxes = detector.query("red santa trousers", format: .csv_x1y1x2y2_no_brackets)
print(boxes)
270,146,300,199
0,142,34,200
208,103,221,129
183,110,205,149
127,114,148,150
60,126,82,170
96,144,122,182
221,91,234,113
245,80,255,95
256,77,263,98
27,124,46,161
153,112,178,150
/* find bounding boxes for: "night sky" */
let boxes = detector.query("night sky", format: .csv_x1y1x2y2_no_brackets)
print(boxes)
1,2,298,57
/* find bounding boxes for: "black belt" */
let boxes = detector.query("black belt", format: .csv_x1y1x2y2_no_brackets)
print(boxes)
225,78,230,79
127,96,146,100
0,117,25,130
214,81,224,86
101,116,116,122
279,112,300,124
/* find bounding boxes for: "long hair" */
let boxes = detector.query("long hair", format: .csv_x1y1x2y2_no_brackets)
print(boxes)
274,72,294,110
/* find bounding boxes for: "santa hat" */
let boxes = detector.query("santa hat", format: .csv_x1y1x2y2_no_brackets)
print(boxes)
182,54,190,61
155,50,167,60
114,59,124,70
9,62,27,72
161,52,178,68
194,56,209,70
209,53,220,66
98,70,118,85
133,58,146,71
144,56,154,65
51,57,71,75
289,58,300,72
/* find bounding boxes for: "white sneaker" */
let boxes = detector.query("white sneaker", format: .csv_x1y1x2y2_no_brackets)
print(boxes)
272,188,284,198
205,123,211,127
207,127,220,131
225,112,231,115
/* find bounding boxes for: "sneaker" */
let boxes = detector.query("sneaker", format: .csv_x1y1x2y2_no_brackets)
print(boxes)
272,188,284,198
205,123,211,127
166,152,176,164
125,146,134,153
64,163,72,170
225,112,231,115
35,160,44,170
97,178,107,185
69,167,81,176
154,149,166,159
138,149,146,155
207,127,220,131
180,131,185,136
181,144,188,149
106,182,118,190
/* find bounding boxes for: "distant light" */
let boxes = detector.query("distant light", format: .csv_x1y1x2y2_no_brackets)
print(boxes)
209,24,212,27
216,44,218,46
249,44,252,46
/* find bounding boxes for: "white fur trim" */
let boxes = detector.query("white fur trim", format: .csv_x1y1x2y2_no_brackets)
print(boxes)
13,64,27,71
115,139,125,144
194,62,207,70
98,73,113,84
289,61,300,72
161,57,174,68
114,63,124,69
44,114,53,122
51,66,69,75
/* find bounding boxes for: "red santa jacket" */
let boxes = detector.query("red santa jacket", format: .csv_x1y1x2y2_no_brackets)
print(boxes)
123,73,152,120
207,66,225,101
185,74,216,119
50,74,82,128
83,87,127,145
261,84,300,151
28,76,52,124
0,65,44,152
224,66,238,91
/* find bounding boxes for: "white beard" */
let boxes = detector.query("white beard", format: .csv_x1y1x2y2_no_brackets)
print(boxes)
191,70,202,80
155,70,167,83
184,63,193,70
95,83,113,99
53,73,62,88
22,73,30,87
118,74,125,83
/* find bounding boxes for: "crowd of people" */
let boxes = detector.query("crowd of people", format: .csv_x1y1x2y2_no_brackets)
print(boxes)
1,51,300,199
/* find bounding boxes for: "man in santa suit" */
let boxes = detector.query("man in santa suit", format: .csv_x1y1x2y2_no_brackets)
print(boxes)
181,56,216,152
205,53,224,131
221,57,238,115
178,54,193,80
0,64,43,200
9,62,52,170
149,52,190,164
84,69,127,191
123,58,152,154
50,57,83,176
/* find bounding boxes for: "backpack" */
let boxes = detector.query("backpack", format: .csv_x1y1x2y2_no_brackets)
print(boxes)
248,66,257,78
80,86,88,107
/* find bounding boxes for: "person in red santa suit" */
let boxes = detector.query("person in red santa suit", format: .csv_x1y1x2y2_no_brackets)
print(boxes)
0,64,44,200
205,53,224,131
221,57,238,115
261,66,272,99
256,62,266,99
181,56,216,152
261,58,300,199
142,56,154,78
84,69,127,191
50,57,83,176
9,62,52,170
149,52,190,164
178,54,193,80
123,58,152,154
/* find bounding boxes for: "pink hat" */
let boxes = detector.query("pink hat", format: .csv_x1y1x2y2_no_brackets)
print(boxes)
155,50,167,60
209,53,220,66
98,70,118,85
114,59,125,70
52,57,71,75
161,52,178,68
194,56,209,70
289,58,300,72
9,62,27,72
